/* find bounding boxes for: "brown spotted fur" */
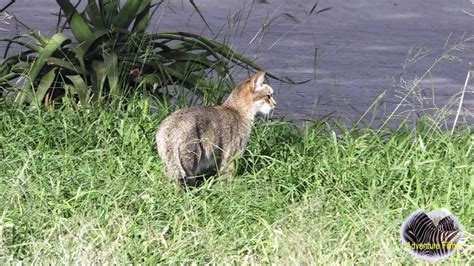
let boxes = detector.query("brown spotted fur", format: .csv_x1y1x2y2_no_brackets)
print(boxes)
155,72,276,186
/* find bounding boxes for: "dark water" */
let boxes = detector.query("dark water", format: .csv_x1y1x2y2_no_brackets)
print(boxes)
1,0,474,127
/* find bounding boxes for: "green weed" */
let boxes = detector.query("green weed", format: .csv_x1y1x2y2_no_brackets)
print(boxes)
0,99,472,263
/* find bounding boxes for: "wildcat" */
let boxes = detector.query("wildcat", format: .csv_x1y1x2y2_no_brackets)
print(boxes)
155,71,276,186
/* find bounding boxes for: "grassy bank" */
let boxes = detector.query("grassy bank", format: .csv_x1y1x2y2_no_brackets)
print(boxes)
0,100,472,263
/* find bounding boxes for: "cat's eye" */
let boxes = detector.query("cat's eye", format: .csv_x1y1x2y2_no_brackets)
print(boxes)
266,95,272,100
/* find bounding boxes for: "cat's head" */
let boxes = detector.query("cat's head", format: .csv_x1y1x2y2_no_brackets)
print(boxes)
247,71,277,115
224,71,277,117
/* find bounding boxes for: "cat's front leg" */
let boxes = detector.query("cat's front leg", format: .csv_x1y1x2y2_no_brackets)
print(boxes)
219,148,242,176
220,161,235,176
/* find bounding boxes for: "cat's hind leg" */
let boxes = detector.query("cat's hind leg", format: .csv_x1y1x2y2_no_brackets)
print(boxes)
178,141,207,187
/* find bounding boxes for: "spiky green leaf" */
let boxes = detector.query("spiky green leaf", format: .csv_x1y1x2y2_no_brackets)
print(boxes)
85,1,105,29
47,57,82,74
19,33,69,104
56,0,93,42
66,75,89,107
34,67,57,105
113,0,142,29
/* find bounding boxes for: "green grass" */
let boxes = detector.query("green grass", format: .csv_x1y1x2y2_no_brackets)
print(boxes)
0,99,472,264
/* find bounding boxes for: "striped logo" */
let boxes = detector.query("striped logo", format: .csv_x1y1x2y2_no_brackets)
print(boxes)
400,209,463,261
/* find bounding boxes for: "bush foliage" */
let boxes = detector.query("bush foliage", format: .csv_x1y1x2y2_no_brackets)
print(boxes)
0,0,289,106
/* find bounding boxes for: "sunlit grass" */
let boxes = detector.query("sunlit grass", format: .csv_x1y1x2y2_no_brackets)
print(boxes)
0,98,472,263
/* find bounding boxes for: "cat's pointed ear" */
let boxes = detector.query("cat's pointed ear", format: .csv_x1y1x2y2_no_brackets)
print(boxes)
250,71,266,92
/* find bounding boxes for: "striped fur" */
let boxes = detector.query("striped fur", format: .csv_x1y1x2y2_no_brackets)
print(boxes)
400,211,462,260
156,72,276,186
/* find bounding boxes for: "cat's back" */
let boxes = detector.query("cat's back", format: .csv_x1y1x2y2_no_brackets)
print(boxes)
158,106,222,132
156,106,239,145
164,106,220,123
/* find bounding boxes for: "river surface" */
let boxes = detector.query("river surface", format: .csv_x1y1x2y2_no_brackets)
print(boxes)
1,0,474,127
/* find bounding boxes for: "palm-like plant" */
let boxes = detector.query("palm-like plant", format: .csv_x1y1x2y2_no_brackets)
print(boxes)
1,0,291,107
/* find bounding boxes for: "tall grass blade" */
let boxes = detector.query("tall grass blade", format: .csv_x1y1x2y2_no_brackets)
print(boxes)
315,7,332,15
189,0,215,35
309,1,319,15
451,65,471,135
